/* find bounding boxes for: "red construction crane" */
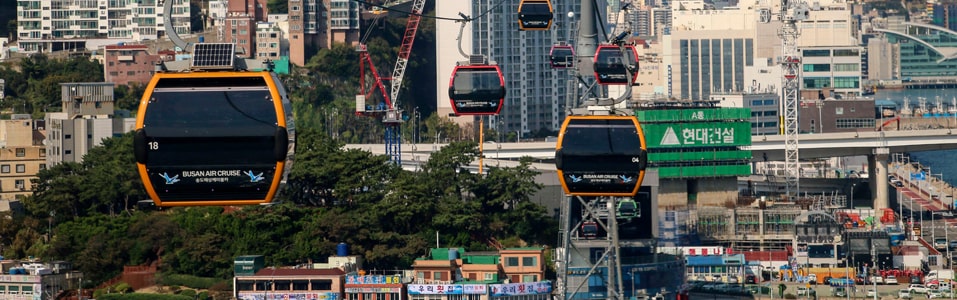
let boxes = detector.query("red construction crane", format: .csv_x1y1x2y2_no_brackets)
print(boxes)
356,0,427,164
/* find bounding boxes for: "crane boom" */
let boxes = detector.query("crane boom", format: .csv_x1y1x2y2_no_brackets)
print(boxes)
388,0,427,108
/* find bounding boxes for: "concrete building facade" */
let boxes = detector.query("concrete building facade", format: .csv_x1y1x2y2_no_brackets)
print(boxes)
255,22,284,59
102,44,170,86
289,0,360,66
15,0,190,53
45,83,129,166
0,115,47,200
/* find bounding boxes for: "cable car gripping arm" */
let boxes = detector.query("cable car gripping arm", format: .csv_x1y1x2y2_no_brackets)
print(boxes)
612,29,635,108
455,13,472,59
162,0,191,52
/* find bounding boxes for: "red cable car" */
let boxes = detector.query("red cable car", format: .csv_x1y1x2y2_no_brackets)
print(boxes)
549,44,574,69
593,44,639,85
518,0,554,31
448,64,506,116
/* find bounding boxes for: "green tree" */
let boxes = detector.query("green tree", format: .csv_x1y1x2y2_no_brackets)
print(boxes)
267,0,287,14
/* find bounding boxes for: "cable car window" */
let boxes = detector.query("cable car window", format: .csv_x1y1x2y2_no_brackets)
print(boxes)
136,74,288,204
557,117,646,196
560,122,643,172
594,45,638,85
449,66,505,115
550,46,574,68
518,1,553,30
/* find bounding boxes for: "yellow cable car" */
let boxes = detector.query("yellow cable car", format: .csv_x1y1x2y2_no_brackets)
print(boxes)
518,0,554,31
134,48,294,206
555,115,647,197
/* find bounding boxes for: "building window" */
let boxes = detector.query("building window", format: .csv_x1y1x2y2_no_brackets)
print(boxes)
39,164,45,170
15,179,24,190
522,256,537,266
65,150,72,155
433,272,442,281
310,279,332,290
39,148,46,157
16,164,24,173
1,165,9,173
506,257,519,266
522,275,537,282
65,134,72,139
484,273,495,281
15,148,24,157
95,102,101,108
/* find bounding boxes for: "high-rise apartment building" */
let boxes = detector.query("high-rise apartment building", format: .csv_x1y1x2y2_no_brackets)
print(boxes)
437,0,577,137
289,0,360,66
16,0,190,53
226,0,269,58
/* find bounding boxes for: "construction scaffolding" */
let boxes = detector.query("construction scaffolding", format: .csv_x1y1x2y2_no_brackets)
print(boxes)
734,209,762,237
764,209,802,236
697,207,732,239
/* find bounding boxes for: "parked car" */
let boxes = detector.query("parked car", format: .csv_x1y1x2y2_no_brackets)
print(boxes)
887,275,900,285
797,287,809,296
872,275,885,285
910,284,929,294
867,288,878,297
899,289,912,299
928,290,944,299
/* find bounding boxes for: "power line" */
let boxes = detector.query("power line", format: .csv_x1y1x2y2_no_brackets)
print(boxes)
350,0,510,22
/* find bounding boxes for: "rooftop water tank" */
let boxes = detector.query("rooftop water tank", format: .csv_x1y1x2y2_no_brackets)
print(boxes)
449,249,459,260
337,243,349,256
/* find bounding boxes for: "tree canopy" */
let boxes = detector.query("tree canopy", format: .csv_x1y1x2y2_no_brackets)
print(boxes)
4,128,556,284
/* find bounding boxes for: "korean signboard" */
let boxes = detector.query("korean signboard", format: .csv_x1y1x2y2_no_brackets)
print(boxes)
237,292,339,300
407,284,487,295
489,281,552,296
345,275,402,285
642,122,751,148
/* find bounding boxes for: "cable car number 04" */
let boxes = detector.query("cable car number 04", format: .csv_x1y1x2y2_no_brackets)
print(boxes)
148,141,159,150
631,157,642,163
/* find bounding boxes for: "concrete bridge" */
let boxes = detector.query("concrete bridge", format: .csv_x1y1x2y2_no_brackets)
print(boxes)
345,128,957,209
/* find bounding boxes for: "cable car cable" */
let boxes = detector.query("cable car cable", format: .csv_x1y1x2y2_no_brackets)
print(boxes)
351,0,508,22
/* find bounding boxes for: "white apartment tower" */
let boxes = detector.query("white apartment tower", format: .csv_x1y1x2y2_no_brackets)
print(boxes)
16,0,191,53
437,0,579,137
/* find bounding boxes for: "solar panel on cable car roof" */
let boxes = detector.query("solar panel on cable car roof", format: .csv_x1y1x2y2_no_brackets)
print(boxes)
191,43,236,69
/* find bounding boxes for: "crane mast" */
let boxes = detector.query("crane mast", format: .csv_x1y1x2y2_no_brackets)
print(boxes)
779,0,807,200
356,0,427,164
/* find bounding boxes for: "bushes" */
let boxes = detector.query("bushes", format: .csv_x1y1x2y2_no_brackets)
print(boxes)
157,273,227,290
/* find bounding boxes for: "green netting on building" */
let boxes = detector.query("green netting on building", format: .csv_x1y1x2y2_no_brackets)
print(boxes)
654,165,752,178
649,150,753,162
635,108,751,123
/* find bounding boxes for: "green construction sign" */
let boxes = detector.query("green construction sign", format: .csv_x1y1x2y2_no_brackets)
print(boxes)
642,122,751,148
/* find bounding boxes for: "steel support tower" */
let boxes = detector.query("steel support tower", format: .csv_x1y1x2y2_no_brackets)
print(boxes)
779,0,806,200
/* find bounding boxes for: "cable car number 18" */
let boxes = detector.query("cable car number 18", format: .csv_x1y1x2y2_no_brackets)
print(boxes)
148,141,159,150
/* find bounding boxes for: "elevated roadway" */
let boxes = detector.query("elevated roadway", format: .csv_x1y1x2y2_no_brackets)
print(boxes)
346,129,957,162
345,129,957,210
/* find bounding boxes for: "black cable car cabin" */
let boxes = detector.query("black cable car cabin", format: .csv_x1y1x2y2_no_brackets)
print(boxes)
555,115,647,197
550,44,574,69
448,65,506,116
134,71,295,206
593,44,639,85
518,0,554,31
